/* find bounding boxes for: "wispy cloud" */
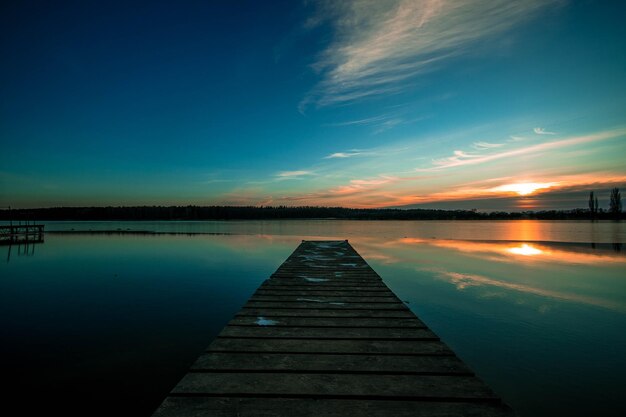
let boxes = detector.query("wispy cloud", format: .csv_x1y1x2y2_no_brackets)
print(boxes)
323,147,393,159
327,110,430,134
275,170,314,180
327,115,392,127
325,151,363,159
534,127,556,135
372,118,405,134
427,128,626,171
202,178,234,184
329,176,396,195
302,0,558,109
473,141,504,150
508,135,525,142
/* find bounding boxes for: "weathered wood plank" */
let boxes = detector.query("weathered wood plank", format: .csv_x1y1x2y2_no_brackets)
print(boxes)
257,284,393,295
229,316,426,328
269,276,382,283
255,289,396,297
244,301,408,310
218,326,437,339
265,280,386,287
207,338,453,355
190,352,471,374
272,267,377,272
278,270,377,273
268,276,382,281
171,373,499,401
154,398,513,417
236,308,416,318
275,265,375,270
250,295,400,303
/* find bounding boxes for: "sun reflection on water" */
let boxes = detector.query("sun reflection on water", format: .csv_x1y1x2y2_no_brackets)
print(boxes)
388,237,624,265
507,243,544,256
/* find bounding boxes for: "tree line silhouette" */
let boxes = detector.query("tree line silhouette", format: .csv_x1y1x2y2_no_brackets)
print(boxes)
1,203,622,221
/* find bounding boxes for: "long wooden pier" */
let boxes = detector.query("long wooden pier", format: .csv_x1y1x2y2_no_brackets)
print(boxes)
152,240,513,416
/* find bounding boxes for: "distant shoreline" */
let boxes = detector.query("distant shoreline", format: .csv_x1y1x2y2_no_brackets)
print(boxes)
0,205,622,221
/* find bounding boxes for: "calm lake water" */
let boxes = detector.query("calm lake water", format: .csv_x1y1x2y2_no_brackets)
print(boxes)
2,220,625,416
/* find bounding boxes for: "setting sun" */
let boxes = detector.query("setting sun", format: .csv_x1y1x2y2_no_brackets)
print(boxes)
493,182,556,196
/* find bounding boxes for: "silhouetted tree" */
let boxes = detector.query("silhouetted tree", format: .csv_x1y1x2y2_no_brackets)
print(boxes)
609,188,622,218
588,191,598,218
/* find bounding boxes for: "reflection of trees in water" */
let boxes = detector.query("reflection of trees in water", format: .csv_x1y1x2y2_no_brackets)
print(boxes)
587,241,623,253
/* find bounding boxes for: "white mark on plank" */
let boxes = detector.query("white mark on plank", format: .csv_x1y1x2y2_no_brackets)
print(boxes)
304,277,329,282
297,298,346,306
255,317,278,326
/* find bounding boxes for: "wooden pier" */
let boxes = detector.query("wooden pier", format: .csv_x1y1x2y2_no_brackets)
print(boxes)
152,240,513,416
0,224,44,245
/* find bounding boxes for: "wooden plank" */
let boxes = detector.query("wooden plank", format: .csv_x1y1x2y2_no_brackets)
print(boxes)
207,338,453,355
272,268,377,272
269,276,382,282
190,352,471,374
154,398,513,417
259,284,389,291
265,277,382,283
218,326,437,339
250,295,400,303
229,316,426,328
244,301,408,310
265,280,386,287
171,373,499,401
278,265,374,269
236,308,416,318
273,268,376,271
255,290,396,296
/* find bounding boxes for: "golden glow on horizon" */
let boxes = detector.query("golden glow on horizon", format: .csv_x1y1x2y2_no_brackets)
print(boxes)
493,182,556,196
507,243,543,256
222,170,626,209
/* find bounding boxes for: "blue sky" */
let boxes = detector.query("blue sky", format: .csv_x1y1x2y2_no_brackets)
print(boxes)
1,0,625,209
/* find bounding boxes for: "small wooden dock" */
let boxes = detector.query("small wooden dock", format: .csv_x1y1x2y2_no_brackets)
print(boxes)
0,224,44,245
152,240,513,416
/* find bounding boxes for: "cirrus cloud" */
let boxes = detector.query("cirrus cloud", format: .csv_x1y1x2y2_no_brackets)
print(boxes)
275,170,314,179
534,127,557,135
301,0,560,109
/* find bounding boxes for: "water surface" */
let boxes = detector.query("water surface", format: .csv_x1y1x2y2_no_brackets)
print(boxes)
1,220,625,416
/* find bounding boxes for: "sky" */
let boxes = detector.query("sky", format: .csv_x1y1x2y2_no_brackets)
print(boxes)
1,0,625,210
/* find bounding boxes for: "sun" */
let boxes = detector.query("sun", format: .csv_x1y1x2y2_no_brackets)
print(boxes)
493,182,556,196
510,183,544,196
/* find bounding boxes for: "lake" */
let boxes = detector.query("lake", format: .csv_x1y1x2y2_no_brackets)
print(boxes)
2,220,625,416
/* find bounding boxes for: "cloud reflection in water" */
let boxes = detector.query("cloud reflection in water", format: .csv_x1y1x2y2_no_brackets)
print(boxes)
349,237,626,314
